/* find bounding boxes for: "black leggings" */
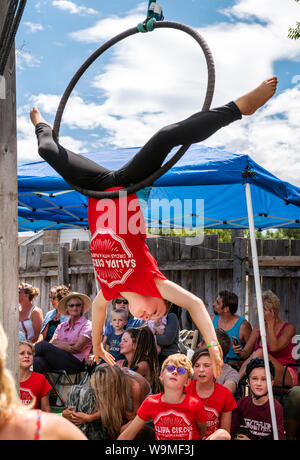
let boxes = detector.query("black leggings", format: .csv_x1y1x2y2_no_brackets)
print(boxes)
35,102,241,191
33,341,86,374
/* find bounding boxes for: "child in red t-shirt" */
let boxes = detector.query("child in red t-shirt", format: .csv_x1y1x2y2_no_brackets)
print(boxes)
118,353,207,441
19,341,52,411
185,348,237,440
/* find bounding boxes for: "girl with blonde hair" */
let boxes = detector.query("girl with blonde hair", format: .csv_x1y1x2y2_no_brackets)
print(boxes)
63,363,152,440
0,323,87,440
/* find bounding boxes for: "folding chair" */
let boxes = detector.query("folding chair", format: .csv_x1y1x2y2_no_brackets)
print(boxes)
179,329,199,359
46,367,90,408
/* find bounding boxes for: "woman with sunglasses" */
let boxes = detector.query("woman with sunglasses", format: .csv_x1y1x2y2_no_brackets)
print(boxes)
30,78,278,379
34,293,92,375
19,283,43,345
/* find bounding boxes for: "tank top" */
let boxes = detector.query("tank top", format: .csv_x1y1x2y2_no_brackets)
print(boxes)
88,187,166,301
213,315,246,362
19,306,38,341
254,322,296,370
34,410,42,441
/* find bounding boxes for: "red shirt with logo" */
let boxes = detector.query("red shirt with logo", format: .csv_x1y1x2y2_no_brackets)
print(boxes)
20,372,52,408
88,188,166,301
184,380,237,439
137,393,206,440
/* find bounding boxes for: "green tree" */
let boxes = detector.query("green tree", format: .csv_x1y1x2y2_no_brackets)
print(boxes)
289,0,300,39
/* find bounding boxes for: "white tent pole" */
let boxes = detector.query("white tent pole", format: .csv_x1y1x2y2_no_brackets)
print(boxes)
245,183,279,441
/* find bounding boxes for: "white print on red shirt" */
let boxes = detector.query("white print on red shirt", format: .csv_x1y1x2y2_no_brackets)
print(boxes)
20,388,35,405
203,406,219,437
90,228,136,288
153,410,194,441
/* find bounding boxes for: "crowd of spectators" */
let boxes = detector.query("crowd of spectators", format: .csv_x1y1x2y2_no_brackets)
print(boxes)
6,283,298,440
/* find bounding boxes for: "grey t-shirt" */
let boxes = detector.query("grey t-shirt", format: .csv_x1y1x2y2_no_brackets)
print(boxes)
217,363,240,386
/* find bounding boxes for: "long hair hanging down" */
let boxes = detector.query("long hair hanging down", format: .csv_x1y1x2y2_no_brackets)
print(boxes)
91,363,132,439
0,324,23,427
127,326,162,394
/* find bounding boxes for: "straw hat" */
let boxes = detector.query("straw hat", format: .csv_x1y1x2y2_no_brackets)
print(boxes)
57,292,92,315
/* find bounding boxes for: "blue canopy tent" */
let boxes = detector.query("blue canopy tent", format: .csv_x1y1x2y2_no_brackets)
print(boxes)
18,144,300,232
18,144,300,440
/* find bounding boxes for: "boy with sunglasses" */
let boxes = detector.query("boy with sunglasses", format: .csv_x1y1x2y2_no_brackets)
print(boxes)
118,353,207,440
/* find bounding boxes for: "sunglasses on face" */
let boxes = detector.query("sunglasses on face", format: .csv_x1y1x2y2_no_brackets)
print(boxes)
166,364,187,375
67,303,82,308
115,299,128,305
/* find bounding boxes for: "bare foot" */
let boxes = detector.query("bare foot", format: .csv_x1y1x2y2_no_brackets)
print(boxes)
30,107,53,129
234,77,278,116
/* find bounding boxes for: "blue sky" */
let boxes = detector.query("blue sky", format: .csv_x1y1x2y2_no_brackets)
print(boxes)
16,0,300,186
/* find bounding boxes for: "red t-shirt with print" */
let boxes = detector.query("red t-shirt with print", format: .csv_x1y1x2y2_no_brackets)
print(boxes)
185,380,237,439
88,188,166,301
137,392,206,440
20,372,52,409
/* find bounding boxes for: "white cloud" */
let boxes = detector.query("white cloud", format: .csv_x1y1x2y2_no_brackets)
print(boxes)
66,0,300,186
17,96,89,162
20,0,300,187
52,0,98,16
16,50,42,70
24,22,44,33
202,88,300,186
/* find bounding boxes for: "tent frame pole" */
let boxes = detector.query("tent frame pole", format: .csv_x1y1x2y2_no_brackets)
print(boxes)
245,183,279,440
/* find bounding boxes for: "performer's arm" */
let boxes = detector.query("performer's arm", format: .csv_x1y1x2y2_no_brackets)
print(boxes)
185,299,223,379
117,415,146,440
155,278,223,379
92,291,115,365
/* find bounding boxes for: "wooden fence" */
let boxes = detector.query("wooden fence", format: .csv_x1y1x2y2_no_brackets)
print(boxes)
18,236,300,333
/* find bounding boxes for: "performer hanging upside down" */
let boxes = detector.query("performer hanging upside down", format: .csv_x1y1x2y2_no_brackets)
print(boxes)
30,77,278,378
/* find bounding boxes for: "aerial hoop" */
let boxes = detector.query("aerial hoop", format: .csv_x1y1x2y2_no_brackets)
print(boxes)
53,21,215,199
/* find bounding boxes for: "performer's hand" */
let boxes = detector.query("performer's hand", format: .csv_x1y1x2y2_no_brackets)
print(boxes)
93,343,115,366
208,345,223,380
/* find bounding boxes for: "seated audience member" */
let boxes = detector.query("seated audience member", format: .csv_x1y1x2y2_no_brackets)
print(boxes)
238,290,298,388
63,364,153,440
215,328,239,395
0,322,87,440
186,348,237,440
285,386,300,440
231,358,285,440
116,326,161,394
212,290,252,369
33,292,92,375
103,297,144,347
19,341,52,412
118,353,207,441
148,307,180,368
105,309,128,361
19,283,43,344
40,285,70,342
